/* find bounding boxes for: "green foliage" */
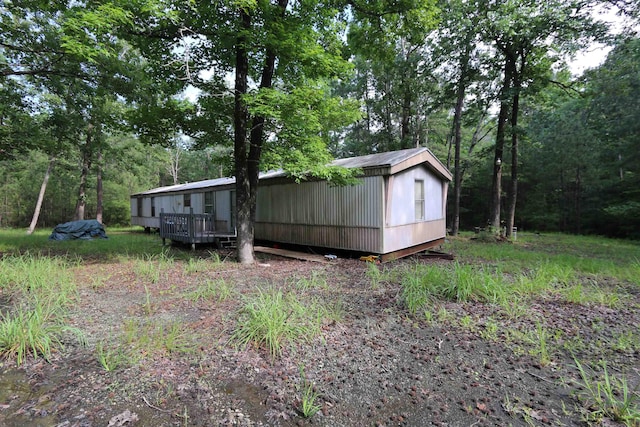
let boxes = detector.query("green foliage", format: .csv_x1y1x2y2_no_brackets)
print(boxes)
133,251,174,284
122,319,194,357
185,279,234,302
298,365,322,418
294,271,329,291
60,4,133,62
184,257,209,274
399,262,506,313
232,288,327,358
0,253,76,300
247,83,362,184
401,234,639,319
365,262,384,289
573,359,640,426
134,259,161,285
95,341,129,372
0,298,85,365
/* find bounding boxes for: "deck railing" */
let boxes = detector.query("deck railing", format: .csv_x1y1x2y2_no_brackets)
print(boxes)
159,209,233,248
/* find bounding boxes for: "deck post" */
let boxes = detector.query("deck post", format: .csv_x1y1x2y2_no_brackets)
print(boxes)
160,208,166,245
189,207,195,250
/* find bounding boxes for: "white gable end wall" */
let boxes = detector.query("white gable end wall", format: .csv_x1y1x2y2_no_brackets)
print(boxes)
382,166,447,255
387,166,443,226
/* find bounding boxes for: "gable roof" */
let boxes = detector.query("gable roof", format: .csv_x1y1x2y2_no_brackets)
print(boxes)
334,147,452,179
131,148,451,197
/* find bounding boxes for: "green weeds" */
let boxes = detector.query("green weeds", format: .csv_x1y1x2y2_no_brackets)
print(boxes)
573,359,640,426
0,253,83,364
95,341,129,371
295,270,329,291
184,257,209,274
232,288,328,358
297,365,321,418
133,251,174,284
0,299,85,364
507,323,555,367
185,279,234,302
122,319,194,357
142,284,154,315
399,262,506,313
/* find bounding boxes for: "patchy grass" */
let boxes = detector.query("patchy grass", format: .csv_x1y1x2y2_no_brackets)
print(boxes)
0,298,85,364
0,229,638,426
232,288,328,358
573,359,640,426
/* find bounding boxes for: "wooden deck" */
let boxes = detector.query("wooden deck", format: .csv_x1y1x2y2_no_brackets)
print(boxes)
160,211,235,250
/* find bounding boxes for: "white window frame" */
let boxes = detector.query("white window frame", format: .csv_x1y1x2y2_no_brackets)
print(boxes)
414,180,425,221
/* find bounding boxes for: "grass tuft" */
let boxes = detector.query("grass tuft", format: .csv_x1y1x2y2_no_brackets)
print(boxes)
0,298,84,364
399,262,506,313
232,288,327,358
298,365,321,418
573,359,640,426
185,279,233,302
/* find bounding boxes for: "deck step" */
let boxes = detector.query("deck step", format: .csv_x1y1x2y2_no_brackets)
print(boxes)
216,236,236,249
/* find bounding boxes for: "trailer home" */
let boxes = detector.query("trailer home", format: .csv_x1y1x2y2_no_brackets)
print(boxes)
130,147,452,259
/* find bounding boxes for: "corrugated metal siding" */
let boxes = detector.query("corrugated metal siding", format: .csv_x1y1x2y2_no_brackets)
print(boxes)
255,176,383,252
255,223,381,253
256,176,382,227
131,216,160,228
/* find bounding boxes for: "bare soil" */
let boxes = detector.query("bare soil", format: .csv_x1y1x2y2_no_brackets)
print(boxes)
0,244,638,427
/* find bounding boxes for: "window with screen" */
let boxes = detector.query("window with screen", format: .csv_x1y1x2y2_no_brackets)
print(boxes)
184,193,191,208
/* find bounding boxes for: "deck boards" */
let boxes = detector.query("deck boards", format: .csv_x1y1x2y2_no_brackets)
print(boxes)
254,246,332,263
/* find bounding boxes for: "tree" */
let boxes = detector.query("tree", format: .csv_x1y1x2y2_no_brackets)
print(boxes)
122,0,362,263
341,0,439,154
482,0,606,236
2,1,155,228
584,37,640,237
430,0,490,235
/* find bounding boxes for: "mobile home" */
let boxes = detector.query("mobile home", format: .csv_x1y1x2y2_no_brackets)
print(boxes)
130,147,452,259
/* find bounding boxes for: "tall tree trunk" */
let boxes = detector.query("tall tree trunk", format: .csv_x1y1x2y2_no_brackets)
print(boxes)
559,168,566,231
400,65,412,149
384,78,393,150
489,53,515,232
74,126,93,221
234,8,253,264
450,78,466,236
96,149,103,224
575,167,581,234
505,65,521,239
26,156,56,235
450,44,472,236
168,145,181,185
234,0,288,264
248,1,287,221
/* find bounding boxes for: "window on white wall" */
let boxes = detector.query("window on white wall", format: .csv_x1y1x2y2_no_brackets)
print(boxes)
204,191,215,214
414,180,425,221
184,193,191,208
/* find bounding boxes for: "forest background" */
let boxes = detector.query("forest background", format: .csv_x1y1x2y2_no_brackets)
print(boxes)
1,0,639,249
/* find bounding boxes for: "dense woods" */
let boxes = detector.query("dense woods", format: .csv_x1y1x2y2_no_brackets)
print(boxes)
1,0,639,248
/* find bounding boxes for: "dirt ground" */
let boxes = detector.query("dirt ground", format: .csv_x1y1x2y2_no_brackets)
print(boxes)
0,245,638,427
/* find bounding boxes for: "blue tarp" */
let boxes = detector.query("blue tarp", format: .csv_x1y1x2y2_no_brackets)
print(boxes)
49,219,108,241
